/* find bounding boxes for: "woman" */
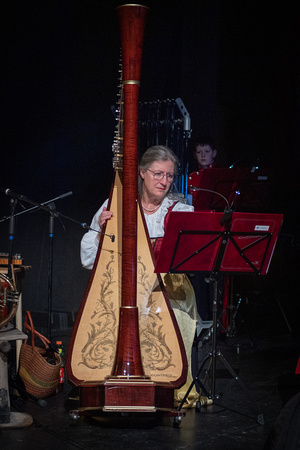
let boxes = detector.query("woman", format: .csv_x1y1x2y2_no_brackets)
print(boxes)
80,145,204,407
81,145,194,269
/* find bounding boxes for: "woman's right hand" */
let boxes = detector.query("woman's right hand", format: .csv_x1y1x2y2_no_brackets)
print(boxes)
99,207,114,227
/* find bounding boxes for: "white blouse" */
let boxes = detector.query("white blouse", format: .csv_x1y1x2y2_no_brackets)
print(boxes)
80,196,194,270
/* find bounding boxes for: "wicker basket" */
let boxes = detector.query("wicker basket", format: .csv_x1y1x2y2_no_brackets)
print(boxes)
18,311,61,399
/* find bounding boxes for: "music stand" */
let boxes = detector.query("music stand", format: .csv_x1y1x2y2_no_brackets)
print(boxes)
189,167,276,212
155,210,283,423
189,168,243,211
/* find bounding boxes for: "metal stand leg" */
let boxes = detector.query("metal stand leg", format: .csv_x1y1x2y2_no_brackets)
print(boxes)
177,354,212,411
178,277,264,425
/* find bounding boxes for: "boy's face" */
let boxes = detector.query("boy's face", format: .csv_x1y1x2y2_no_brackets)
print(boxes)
195,144,217,168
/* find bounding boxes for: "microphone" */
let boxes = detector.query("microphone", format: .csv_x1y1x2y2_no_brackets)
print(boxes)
59,191,73,199
229,190,240,209
229,157,259,170
81,223,115,243
189,185,230,211
220,206,233,226
189,185,233,227
251,158,259,173
5,188,24,199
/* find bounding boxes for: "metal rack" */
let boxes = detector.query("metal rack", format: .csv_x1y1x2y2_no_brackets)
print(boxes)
138,98,191,197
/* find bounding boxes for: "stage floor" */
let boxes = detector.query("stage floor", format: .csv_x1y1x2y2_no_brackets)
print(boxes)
1,323,300,449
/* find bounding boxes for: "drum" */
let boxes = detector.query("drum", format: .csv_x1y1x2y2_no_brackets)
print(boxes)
0,273,19,329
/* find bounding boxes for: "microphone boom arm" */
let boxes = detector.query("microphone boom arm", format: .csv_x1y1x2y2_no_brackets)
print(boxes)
1,188,115,242
189,185,230,210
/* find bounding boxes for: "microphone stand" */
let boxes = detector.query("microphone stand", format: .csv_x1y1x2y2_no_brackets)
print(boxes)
0,188,115,340
7,196,17,279
0,191,73,223
47,202,56,341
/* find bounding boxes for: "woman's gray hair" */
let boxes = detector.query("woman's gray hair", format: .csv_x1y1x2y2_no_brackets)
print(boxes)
138,145,184,201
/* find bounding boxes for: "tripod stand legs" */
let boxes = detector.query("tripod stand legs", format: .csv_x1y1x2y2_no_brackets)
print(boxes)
194,349,264,425
201,349,250,398
178,278,264,424
177,353,212,411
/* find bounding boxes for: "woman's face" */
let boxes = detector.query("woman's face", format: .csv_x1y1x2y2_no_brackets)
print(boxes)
195,144,217,168
140,159,175,201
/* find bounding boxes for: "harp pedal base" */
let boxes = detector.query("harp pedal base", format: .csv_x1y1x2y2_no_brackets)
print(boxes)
104,377,156,411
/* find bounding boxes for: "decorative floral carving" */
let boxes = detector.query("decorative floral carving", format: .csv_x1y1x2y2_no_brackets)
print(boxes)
80,256,118,370
137,256,174,371
79,254,175,373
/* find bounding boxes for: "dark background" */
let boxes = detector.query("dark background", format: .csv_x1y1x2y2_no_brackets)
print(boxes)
1,1,299,333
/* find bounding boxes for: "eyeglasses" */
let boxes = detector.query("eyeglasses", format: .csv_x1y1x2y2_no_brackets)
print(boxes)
147,169,175,182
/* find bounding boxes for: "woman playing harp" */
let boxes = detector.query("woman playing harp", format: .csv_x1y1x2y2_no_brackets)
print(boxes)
81,145,202,407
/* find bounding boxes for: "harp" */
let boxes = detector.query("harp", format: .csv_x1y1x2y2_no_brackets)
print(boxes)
66,4,187,421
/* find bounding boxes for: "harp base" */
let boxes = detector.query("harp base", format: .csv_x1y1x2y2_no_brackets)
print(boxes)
71,380,184,419
104,376,156,411
69,405,185,425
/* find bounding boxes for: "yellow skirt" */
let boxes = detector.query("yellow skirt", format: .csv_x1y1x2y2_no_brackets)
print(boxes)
163,273,199,408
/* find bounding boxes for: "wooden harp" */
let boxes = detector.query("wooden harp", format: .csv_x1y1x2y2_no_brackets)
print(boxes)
66,4,187,417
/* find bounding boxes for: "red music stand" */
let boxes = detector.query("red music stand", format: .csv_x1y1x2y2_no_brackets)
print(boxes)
155,211,283,276
189,167,276,212
155,210,283,423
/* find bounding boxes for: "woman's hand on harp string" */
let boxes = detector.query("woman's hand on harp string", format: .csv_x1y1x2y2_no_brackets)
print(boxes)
98,207,113,228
